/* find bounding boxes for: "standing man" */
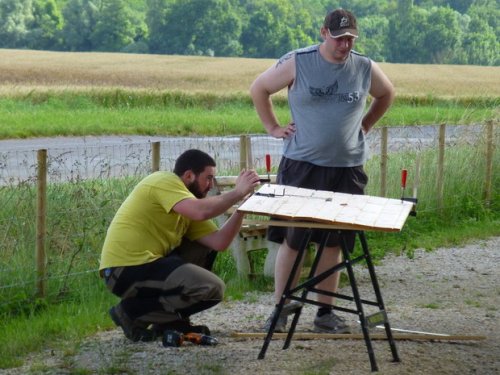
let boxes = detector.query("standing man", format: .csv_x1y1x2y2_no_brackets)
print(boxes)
99,149,260,341
250,9,395,333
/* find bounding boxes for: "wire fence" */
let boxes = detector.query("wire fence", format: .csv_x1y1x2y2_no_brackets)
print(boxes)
0,125,491,186
0,123,498,313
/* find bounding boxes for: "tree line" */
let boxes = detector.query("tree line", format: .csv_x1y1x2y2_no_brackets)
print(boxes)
0,0,498,66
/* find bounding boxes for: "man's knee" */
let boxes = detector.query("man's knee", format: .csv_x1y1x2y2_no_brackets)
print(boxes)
209,275,225,301
170,263,225,301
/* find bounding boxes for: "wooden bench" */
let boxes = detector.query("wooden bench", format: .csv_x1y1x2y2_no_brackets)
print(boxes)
212,175,279,277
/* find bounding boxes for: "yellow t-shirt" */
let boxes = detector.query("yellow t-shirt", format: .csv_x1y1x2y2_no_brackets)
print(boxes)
99,171,217,269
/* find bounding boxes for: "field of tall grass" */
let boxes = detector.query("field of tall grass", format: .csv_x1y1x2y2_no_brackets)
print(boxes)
0,49,499,139
1,49,499,98
0,49,498,369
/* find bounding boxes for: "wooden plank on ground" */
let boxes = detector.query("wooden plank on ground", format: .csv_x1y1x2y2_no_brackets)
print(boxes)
230,332,487,342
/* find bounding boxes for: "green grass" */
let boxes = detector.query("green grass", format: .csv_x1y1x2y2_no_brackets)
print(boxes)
0,91,497,138
0,274,116,369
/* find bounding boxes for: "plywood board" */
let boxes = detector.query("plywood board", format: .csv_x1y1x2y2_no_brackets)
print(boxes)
238,184,414,232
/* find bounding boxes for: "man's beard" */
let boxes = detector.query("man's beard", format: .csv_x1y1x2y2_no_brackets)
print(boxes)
187,179,208,199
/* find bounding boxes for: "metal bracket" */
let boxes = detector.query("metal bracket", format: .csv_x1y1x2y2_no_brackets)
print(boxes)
402,197,418,216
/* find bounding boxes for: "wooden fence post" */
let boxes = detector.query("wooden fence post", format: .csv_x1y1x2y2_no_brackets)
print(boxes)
380,127,388,197
484,121,494,206
240,135,253,170
36,149,47,298
151,141,160,172
247,136,253,169
413,154,420,199
437,123,446,213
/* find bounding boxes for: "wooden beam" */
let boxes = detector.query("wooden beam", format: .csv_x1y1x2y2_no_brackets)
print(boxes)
242,219,367,231
230,332,486,342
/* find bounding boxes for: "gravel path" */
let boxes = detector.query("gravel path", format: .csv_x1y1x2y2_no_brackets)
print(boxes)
3,237,499,375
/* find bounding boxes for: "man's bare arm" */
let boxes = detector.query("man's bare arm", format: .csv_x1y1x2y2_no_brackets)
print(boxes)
362,61,395,134
173,170,260,221
250,54,296,139
196,211,246,251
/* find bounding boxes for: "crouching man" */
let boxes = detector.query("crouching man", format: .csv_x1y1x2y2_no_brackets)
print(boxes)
99,149,260,341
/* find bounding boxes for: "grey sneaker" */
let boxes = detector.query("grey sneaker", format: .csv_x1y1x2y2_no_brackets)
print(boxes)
262,302,303,333
313,311,351,333
263,310,288,333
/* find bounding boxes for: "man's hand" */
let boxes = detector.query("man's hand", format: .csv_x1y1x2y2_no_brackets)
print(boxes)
234,169,261,198
269,122,296,139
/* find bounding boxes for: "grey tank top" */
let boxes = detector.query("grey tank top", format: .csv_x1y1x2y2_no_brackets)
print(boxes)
283,45,372,167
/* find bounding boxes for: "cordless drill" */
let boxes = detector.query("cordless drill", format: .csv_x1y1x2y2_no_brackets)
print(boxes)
184,332,218,346
162,330,218,347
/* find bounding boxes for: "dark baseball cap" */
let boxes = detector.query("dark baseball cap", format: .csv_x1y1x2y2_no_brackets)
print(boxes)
324,9,358,38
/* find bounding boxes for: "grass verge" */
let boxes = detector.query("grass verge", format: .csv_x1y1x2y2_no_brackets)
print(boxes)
0,91,497,138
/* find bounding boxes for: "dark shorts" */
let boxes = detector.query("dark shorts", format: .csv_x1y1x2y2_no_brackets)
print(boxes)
267,157,368,251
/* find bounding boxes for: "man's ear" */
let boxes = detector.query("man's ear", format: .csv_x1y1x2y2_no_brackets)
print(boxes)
181,170,195,184
320,27,328,40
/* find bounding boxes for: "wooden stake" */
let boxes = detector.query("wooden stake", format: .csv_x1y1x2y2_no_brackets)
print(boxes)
36,149,47,298
151,141,160,172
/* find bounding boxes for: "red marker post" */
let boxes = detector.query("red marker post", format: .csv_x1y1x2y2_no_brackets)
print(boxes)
401,169,408,200
401,168,418,216
260,154,271,183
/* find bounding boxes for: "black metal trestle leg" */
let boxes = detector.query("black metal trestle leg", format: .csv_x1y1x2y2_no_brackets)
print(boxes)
283,232,329,350
258,230,312,359
359,232,400,363
339,231,378,372
258,229,400,373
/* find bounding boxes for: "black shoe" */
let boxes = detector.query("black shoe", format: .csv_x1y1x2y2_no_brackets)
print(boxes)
152,319,211,336
109,306,157,342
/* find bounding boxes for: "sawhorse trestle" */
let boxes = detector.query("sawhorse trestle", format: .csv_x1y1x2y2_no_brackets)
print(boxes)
258,229,400,372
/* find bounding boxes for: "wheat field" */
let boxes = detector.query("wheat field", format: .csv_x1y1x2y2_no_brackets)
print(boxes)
1,49,499,98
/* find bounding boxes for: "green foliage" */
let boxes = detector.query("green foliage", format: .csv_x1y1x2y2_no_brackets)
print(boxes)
461,4,499,66
336,0,395,17
0,0,498,65
424,6,462,64
188,0,243,57
387,6,429,63
144,0,169,53
61,0,98,51
420,0,474,14
354,15,389,62
91,0,136,52
240,0,316,58
28,0,63,50
0,0,34,48
147,0,243,57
